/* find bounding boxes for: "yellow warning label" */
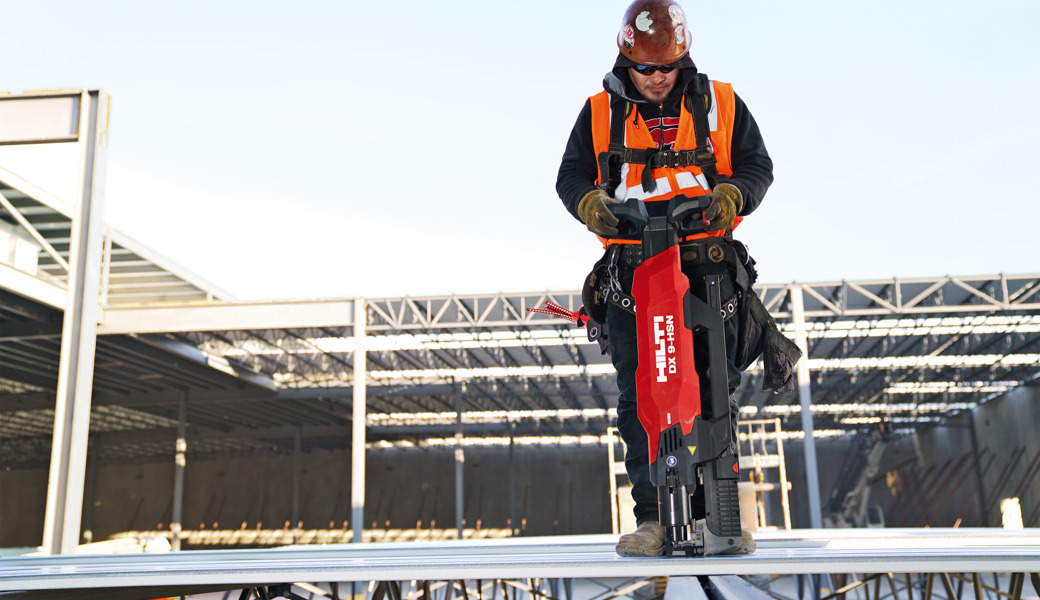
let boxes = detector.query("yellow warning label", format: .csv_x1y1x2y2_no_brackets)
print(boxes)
688,446,697,455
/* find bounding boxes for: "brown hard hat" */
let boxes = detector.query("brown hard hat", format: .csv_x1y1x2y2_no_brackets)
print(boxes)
617,0,692,66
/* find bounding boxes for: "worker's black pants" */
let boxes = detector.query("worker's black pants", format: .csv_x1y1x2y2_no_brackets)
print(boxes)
607,258,743,526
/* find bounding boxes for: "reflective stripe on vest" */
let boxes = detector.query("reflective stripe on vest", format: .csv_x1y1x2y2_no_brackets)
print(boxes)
589,79,740,245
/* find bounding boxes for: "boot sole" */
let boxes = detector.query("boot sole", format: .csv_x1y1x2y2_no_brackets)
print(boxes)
615,543,665,557
615,540,756,557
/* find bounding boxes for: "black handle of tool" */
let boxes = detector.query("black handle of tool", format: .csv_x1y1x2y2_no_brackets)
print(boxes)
668,195,712,238
605,195,712,240
606,197,649,238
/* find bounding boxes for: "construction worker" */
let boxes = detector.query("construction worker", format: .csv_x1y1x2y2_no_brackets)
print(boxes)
556,0,773,556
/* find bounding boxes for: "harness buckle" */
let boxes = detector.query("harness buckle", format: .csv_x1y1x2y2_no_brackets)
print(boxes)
652,149,681,168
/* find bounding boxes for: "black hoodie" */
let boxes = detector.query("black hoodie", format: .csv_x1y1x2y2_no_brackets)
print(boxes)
556,56,774,222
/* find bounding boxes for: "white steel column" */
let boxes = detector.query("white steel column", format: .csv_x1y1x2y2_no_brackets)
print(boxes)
790,285,823,529
41,90,110,555
508,419,517,535
351,298,367,543
293,428,302,544
171,394,187,551
455,382,464,540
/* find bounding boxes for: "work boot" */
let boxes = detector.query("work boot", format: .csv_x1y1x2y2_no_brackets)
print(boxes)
717,529,757,555
615,521,665,557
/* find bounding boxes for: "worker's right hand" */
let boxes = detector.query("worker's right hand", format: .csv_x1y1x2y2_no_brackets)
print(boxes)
577,189,620,237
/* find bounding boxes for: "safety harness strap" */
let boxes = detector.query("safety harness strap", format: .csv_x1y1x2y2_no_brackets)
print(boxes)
596,73,721,197
597,97,631,198
685,73,720,190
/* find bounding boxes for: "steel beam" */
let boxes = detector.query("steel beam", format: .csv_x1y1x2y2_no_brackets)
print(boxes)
0,260,65,309
455,382,464,540
707,575,773,599
171,394,186,552
88,275,1040,340
509,420,517,534
293,427,301,544
41,90,110,555
664,576,709,600
0,91,82,145
790,286,822,528
98,299,356,334
351,298,367,543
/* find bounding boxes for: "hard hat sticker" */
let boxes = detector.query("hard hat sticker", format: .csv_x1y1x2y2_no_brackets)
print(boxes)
621,25,635,49
635,10,653,32
669,5,684,24
675,25,685,45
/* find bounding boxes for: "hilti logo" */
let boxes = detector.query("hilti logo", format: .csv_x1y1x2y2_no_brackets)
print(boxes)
653,315,677,382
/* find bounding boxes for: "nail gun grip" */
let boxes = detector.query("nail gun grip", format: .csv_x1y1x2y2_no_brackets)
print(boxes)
668,195,711,236
607,198,650,238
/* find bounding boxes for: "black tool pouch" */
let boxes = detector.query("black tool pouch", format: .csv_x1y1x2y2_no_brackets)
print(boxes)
731,240,763,372
585,316,609,355
581,249,612,355
581,249,611,324
743,291,802,393
761,321,801,393
734,289,765,372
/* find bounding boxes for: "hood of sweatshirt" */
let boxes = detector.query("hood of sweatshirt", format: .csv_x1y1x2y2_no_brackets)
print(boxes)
602,52,699,105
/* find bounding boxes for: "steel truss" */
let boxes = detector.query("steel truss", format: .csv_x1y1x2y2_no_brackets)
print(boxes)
163,273,1040,437
361,275,1040,330
5,274,1040,468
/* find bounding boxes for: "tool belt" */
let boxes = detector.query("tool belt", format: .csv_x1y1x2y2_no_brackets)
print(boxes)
580,236,801,392
615,237,737,270
590,238,742,321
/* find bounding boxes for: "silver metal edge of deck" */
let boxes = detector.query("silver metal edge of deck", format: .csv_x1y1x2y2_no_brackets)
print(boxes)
2,530,1039,592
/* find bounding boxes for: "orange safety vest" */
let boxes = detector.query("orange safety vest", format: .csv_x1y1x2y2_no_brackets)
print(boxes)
589,78,741,246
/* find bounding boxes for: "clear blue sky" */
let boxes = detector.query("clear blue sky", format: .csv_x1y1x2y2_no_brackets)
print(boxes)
3,0,1038,300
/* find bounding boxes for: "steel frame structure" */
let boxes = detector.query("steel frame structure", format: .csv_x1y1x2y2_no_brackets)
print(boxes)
5,275,1040,548
2,87,1040,557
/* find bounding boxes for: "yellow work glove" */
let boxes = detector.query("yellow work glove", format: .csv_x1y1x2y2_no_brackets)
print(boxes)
703,183,743,232
577,189,620,237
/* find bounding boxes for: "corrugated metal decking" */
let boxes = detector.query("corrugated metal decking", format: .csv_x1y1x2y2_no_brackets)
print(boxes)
1,530,1039,594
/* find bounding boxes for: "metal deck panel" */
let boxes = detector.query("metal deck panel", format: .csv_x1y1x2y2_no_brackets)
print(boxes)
2,530,1039,593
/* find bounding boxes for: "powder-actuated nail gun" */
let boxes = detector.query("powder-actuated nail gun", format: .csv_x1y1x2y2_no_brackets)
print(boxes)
613,196,742,556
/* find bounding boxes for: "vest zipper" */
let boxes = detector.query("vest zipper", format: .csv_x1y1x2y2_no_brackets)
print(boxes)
656,103,664,149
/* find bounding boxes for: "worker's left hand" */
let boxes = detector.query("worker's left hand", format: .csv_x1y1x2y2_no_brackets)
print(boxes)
703,183,743,232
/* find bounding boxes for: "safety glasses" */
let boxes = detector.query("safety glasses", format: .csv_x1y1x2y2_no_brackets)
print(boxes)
633,64,676,75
